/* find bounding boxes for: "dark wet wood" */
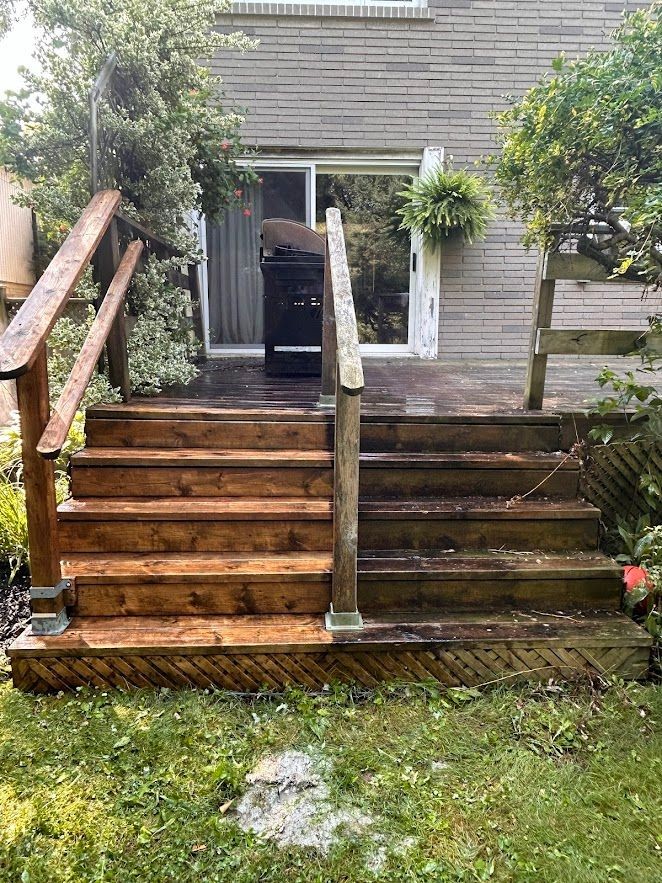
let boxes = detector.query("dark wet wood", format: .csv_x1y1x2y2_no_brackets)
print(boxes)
149,356,630,420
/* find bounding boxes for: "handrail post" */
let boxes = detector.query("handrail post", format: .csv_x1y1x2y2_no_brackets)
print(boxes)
523,251,556,410
95,217,131,401
326,370,363,630
16,347,69,635
319,236,337,407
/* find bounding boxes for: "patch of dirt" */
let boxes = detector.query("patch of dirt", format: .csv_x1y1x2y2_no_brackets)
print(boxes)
233,750,372,853
1,564,30,661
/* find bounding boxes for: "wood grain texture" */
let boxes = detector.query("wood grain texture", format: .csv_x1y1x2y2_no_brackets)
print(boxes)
320,236,337,399
325,208,364,395
332,380,361,614
537,329,662,357
38,240,143,458
59,520,333,553
85,418,334,450
15,348,61,587
72,465,334,498
0,190,121,378
9,611,650,691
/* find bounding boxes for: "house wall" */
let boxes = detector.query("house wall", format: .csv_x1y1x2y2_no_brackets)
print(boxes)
212,0,658,359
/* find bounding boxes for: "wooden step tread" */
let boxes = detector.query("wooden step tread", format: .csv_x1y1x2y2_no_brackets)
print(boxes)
62,552,333,582
359,498,599,520
87,402,561,426
72,448,334,467
58,496,596,522
58,498,333,520
360,452,575,469
358,552,620,580
72,449,574,470
61,551,618,583
9,611,649,657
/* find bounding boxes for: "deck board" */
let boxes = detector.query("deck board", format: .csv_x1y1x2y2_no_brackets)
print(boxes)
143,357,640,416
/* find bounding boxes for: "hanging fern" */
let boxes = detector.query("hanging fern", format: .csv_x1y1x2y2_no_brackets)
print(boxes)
397,165,495,246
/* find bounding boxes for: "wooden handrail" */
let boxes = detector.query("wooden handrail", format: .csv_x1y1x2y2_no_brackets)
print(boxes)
325,208,364,396
320,208,365,631
0,189,121,379
37,240,144,459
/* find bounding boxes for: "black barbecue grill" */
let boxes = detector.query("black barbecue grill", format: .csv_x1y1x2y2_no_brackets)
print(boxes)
260,219,325,376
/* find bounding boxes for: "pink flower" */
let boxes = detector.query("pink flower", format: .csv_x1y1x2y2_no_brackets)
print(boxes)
220,140,231,152
623,565,651,593
233,188,243,198
257,177,264,185
243,208,252,217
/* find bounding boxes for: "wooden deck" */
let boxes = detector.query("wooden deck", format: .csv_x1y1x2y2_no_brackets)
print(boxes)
155,356,636,415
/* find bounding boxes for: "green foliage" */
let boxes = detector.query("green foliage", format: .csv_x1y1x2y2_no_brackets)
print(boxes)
0,0,257,394
396,164,495,246
494,3,662,285
615,516,662,640
0,681,660,882
0,0,18,37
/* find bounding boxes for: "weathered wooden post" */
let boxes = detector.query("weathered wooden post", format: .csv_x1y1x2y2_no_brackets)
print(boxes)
319,237,337,407
523,252,556,410
95,217,131,401
324,208,364,631
15,347,69,634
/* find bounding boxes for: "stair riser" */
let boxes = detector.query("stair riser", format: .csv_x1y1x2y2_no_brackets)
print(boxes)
361,468,578,499
67,574,620,617
359,577,621,613
361,424,560,453
59,521,332,553
68,581,331,616
85,418,560,453
70,465,576,499
71,467,333,498
359,518,599,552
86,419,333,450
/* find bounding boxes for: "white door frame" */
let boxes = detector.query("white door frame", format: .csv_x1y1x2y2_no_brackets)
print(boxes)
200,148,444,358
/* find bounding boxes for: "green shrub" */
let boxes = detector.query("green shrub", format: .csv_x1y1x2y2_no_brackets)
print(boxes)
396,165,494,246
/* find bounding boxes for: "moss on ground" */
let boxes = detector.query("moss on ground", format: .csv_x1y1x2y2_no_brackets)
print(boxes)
0,679,660,882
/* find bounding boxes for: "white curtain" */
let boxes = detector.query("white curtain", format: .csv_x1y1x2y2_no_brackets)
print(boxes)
206,184,264,345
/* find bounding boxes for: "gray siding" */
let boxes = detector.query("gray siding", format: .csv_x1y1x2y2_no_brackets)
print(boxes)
212,0,655,358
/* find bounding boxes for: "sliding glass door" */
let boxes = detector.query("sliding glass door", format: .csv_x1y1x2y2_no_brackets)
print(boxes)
203,160,416,354
205,169,310,348
315,172,412,347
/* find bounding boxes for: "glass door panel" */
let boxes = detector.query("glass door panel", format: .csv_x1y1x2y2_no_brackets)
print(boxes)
315,173,412,345
206,169,309,347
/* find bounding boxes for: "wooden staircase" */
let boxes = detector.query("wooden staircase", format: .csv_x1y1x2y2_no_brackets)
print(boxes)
1,193,650,691
10,404,650,691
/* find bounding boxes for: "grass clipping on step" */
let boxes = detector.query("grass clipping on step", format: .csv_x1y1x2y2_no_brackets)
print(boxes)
0,680,660,882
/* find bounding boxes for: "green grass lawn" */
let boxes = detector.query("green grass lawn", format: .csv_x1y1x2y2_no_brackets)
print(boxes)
0,675,660,883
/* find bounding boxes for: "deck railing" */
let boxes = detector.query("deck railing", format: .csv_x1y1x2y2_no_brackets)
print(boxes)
320,208,365,631
0,189,190,635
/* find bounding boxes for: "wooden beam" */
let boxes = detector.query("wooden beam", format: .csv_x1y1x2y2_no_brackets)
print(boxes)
325,208,364,396
319,236,337,403
38,241,143,459
95,217,133,401
523,254,556,410
329,373,362,626
544,252,609,282
15,347,61,588
0,190,121,379
537,328,662,356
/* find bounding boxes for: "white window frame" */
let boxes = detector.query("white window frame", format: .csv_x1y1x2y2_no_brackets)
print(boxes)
199,148,443,359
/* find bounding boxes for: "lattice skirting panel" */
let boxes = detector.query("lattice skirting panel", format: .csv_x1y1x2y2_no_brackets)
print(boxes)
581,440,662,528
11,643,650,693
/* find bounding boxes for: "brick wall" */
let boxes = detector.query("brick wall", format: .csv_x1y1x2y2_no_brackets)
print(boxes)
211,0,657,358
